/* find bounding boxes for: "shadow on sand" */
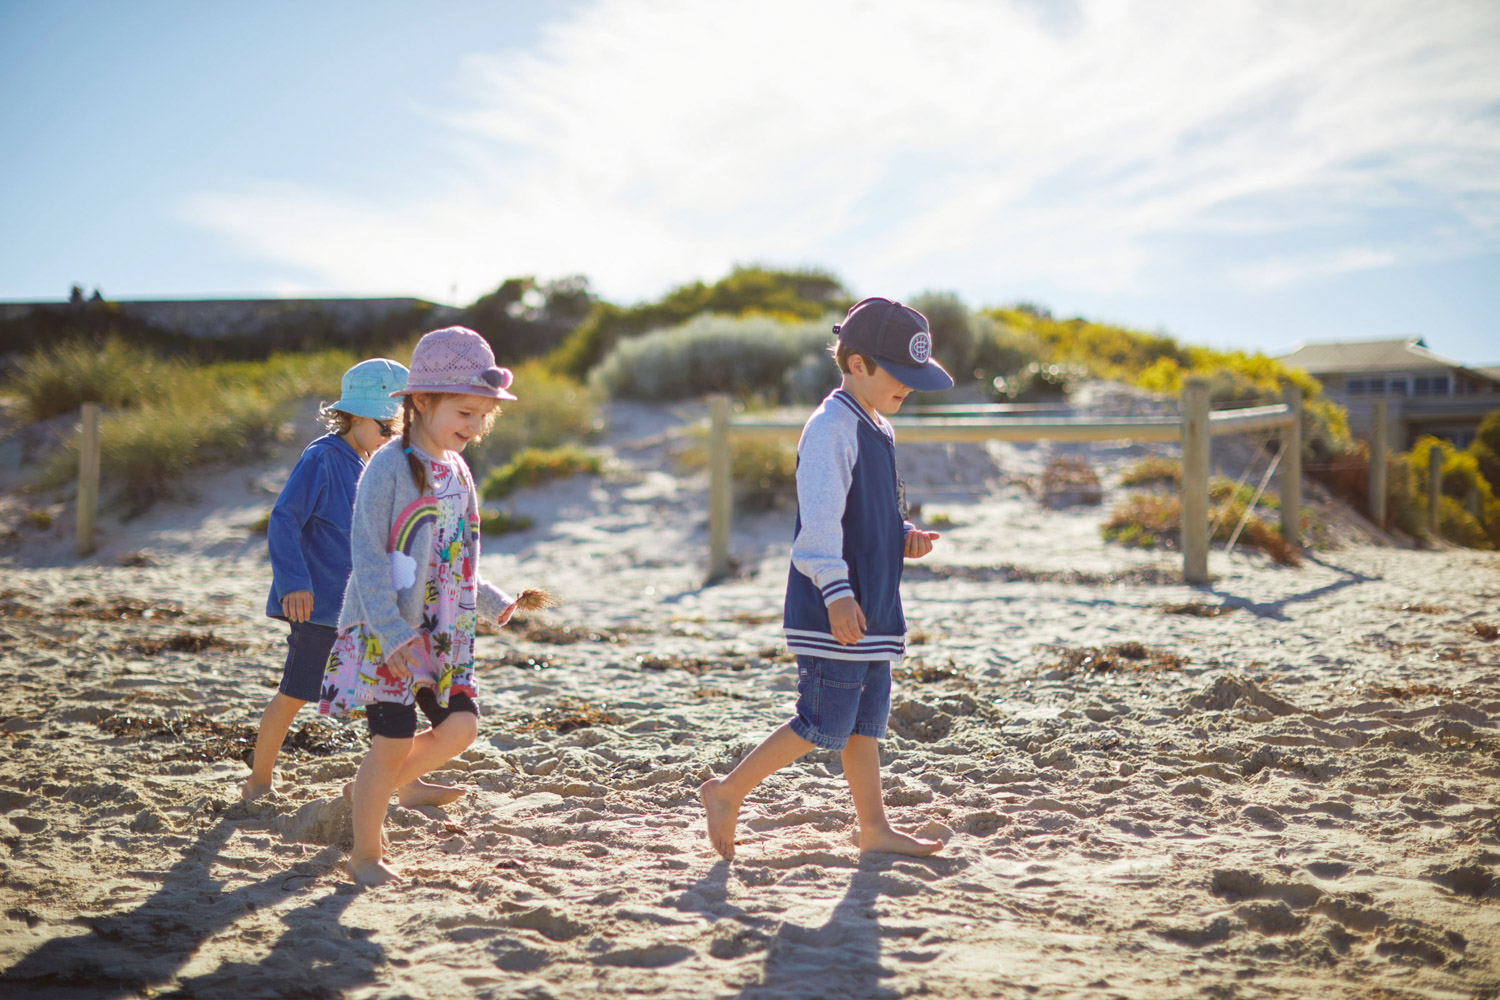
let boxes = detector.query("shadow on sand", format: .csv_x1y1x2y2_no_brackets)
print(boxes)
0,816,382,999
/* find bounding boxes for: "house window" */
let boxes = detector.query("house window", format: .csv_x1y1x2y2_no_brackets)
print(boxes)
1413,376,1451,396
1388,379,1408,396
1347,378,1365,394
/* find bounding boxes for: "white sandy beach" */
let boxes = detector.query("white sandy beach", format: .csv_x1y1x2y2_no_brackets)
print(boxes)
1,392,1497,999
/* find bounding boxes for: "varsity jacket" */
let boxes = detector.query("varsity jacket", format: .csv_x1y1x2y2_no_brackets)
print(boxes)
783,388,912,662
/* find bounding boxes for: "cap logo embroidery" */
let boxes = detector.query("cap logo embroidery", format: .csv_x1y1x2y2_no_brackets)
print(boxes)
909,332,931,364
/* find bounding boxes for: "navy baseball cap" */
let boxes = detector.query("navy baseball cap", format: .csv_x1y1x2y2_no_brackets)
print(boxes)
832,297,954,391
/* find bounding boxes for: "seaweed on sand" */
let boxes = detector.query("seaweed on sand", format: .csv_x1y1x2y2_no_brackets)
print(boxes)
1038,642,1188,676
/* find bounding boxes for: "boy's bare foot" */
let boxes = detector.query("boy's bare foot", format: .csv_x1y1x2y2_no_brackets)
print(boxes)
240,779,273,801
348,856,401,886
700,778,741,860
859,826,944,857
397,779,467,808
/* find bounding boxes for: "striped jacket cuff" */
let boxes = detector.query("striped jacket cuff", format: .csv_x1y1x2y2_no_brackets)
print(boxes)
818,577,854,606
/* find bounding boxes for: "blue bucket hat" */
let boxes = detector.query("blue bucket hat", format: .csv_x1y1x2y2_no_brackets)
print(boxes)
833,297,955,391
330,358,408,420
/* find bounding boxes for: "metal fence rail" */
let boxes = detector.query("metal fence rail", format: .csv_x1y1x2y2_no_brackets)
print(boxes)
706,379,1302,585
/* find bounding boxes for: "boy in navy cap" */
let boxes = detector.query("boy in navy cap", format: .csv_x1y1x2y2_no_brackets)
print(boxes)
701,297,952,859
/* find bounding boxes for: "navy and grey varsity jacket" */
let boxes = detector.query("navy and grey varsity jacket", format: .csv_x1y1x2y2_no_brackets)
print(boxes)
783,388,912,662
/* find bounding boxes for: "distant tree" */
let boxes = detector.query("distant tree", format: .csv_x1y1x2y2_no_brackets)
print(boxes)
457,275,597,364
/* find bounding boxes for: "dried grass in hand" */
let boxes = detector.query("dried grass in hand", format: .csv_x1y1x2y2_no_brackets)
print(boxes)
512,588,561,613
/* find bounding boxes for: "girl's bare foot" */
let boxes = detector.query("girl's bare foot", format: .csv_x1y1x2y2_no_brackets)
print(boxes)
348,856,401,886
343,782,391,852
240,779,273,801
700,778,741,860
859,826,944,857
397,779,466,808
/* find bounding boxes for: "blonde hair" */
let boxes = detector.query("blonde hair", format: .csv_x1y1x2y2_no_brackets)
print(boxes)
317,403,354,435
400,393,499,493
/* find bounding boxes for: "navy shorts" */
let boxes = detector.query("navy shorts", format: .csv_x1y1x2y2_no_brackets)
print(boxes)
365,689,479,740
279,621,338,703
788,655,891,750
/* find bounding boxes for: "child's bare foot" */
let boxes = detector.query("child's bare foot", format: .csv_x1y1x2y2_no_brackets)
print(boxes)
397,779,466,808
348,856,401,886
859,826,944,857
700,778,742,860
240,779,273,801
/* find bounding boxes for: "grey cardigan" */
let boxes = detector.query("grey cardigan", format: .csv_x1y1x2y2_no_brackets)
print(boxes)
336,439,512,656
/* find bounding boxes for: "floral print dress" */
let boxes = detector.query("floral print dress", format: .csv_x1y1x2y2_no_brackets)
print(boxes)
319,448,479,716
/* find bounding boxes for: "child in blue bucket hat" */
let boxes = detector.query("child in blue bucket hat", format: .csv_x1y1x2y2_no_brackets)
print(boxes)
241,357,408,800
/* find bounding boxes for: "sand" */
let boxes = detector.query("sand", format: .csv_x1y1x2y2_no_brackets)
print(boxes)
1,391,1497,1000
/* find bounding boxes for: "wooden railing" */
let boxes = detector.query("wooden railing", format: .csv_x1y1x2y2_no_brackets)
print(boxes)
706,379,1303,585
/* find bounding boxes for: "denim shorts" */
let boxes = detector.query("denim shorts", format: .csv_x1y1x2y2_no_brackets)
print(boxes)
278,621,339,702
788,655,891,750
365,689,479,740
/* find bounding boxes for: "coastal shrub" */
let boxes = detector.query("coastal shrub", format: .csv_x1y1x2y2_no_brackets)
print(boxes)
548,266,849,378
1101,492,1300,564
39,388,282,513
1120,456,1180,488
481,445,602,499
907,291,986,384
1039,456,1102,506
1405,436,1498,548
679,430,798,512
479,508,534,535
5,337,176,421
466,361,600,475
992,361,1089,402
989,305,1349,460
1471,411,1500,494
591,313,832,401
782,352,840,405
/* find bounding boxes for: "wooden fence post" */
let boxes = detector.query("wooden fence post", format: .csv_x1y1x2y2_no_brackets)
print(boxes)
707,395,732,582
1279,384,1302,548
1428,446,1442,537
1369,398,1388,529
76,402,100,558
1181,379,1211,584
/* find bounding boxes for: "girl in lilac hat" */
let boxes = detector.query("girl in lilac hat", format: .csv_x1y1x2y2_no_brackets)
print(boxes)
318,327,525,885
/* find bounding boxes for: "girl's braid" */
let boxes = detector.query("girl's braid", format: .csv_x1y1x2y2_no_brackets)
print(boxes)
402,396,428,494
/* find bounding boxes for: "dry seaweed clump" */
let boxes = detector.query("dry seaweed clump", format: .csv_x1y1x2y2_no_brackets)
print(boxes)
1472,622,1498,641
122,632,247,656
95,714,361,763
1159,602,1232,617
514,700,618,735
894,662,959,683
1039,642,1188,676
1367,683,1466,701
636,653,750,674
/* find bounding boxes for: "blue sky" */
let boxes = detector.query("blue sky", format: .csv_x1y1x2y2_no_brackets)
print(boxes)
3,0,1498,364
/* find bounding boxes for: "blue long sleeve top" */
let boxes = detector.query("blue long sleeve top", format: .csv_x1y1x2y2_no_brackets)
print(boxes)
264,433,365,626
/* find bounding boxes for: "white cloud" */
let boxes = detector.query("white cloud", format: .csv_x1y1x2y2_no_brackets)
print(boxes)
181,0,1500,305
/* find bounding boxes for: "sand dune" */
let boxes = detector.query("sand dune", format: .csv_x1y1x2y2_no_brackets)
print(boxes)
1,395,1497,999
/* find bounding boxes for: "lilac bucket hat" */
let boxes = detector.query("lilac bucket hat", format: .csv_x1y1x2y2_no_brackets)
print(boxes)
392,326,516,400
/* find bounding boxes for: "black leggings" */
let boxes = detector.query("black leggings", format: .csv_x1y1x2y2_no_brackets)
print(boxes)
364,689,478,740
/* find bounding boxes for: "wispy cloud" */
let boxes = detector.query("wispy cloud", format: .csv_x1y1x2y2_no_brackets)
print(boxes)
181,0,1500,305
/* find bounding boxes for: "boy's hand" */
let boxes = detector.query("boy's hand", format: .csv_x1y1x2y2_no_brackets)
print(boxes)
828,596,866,645
281,591,314,623
497,600,518,627
905,530,940,559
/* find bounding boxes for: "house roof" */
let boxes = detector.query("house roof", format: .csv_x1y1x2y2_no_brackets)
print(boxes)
1278,336,1467,374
